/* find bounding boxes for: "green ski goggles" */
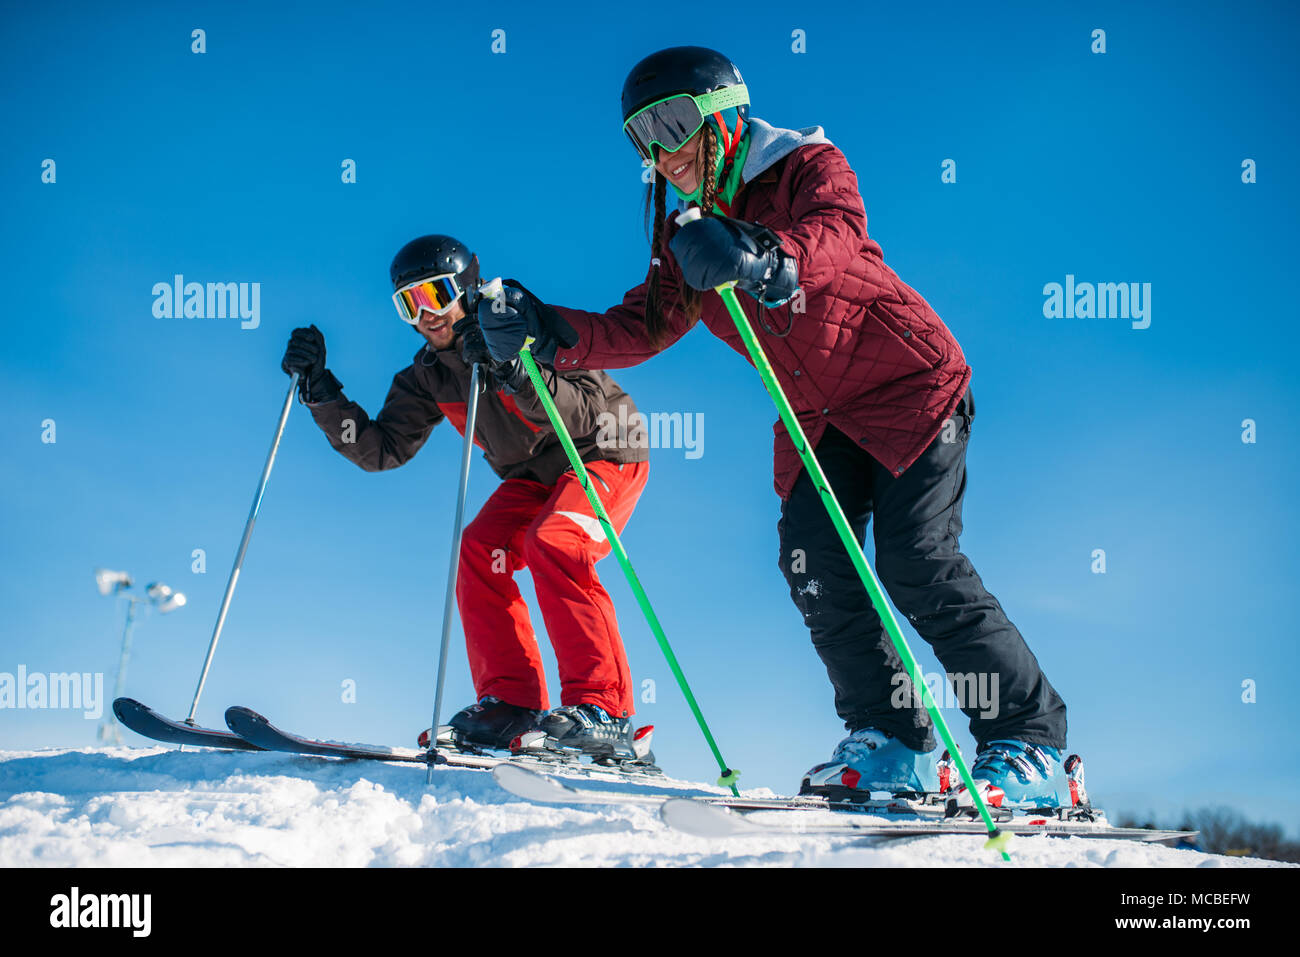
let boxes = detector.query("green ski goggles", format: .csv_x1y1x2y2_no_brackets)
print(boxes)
623,85,750,162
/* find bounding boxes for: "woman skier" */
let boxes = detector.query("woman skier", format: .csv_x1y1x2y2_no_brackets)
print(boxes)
281,235,651,762
476,47,1068,805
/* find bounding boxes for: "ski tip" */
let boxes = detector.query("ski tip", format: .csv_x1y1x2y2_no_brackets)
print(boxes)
660,798,756,838
112,697,144,720
223,705,265,731
492,763,579,803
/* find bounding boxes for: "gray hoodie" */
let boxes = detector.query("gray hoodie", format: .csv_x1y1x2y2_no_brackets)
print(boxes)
741,117,832,182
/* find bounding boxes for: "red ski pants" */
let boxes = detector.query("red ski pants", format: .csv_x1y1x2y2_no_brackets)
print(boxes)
456,460,648,717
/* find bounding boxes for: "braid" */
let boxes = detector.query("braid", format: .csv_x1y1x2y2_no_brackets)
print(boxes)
698,124,719,217
643,170,669,348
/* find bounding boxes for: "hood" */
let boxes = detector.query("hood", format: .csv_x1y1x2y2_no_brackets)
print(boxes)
741,117,831,182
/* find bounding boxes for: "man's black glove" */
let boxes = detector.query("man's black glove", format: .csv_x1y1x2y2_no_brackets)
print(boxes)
477,279,577,365
453,316,493,367
281,324,343,403
669,215,800,306
489,356,533,395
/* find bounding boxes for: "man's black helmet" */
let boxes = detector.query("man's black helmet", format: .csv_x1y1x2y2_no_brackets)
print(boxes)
621,46,748,124
390,234,480,294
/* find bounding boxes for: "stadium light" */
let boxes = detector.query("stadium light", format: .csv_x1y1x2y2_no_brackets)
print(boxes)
145,582,187,614
94,570,186,744
94,568,133,596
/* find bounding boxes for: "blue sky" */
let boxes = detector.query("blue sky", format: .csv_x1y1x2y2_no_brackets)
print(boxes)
2,1,1298,833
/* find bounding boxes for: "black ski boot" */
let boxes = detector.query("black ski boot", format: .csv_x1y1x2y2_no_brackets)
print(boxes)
530,704,640,761
445,696,544,751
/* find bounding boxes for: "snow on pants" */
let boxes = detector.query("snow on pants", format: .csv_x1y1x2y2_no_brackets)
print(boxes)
456,459,649,718
777,389,1067,753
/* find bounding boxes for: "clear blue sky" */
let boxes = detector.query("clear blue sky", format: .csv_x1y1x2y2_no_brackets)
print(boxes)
3,1,1297,833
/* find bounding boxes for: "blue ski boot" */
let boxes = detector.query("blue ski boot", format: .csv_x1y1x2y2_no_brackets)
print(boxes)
949,739,1064,811
800,728,939,799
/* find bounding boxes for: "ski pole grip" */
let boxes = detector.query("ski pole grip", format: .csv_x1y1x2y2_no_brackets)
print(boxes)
674,207,739,294
479,276,503,301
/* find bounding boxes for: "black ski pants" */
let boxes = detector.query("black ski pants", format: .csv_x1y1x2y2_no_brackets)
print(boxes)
777,389,1067,752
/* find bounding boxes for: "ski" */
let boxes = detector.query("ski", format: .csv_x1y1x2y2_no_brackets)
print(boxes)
492,763,946,815
492,764,1197,844
493,762,666,806
112,697,266,752
224,705,497,768
659,799,1198,844
222,706,670,782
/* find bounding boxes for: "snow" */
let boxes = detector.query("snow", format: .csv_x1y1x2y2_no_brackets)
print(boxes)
0,747,1285,868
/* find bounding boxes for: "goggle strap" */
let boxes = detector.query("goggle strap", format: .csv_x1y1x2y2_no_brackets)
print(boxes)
397,273,460,294
693,84,749,114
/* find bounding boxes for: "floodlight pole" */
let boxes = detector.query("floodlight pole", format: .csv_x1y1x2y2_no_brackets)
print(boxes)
100,597,143,745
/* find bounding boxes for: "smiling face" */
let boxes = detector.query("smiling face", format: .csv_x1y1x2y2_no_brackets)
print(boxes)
654,126,707,194
415,297,465,350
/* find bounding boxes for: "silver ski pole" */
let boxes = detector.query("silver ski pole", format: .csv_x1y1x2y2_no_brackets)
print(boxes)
426,362,482,781
185,373,299,725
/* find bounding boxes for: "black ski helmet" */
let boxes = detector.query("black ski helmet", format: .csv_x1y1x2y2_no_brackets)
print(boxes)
389,234,481,306
621,46,748,125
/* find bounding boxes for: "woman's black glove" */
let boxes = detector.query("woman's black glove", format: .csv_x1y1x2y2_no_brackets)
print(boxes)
669,215,800,306
477,279,577,365
281,324,343,403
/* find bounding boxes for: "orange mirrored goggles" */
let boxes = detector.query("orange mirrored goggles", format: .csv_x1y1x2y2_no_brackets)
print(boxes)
392,274,465,324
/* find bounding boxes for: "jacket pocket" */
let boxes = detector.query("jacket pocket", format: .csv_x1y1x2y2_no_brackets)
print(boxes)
875,303,942,368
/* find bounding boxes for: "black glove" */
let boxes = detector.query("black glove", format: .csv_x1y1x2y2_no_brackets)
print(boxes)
489,356,533,395
477,279,577,365
453,316,493,367
281,324,343,403
669,215,800,306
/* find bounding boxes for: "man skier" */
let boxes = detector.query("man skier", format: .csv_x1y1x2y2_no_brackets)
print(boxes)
280,235,651,760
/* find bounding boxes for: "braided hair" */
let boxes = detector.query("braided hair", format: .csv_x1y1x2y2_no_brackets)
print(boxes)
643,122,739,348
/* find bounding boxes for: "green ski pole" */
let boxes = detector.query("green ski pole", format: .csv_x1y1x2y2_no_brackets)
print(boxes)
679,210,1010,858
480,279,740,795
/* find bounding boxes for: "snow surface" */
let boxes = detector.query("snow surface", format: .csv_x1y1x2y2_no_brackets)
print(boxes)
0,747,1284,868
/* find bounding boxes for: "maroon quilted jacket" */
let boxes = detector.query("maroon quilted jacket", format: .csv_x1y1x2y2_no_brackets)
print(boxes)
551,139,971,500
